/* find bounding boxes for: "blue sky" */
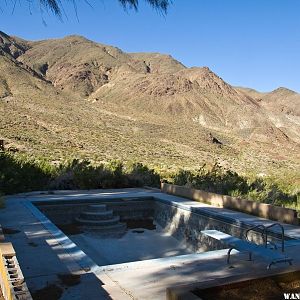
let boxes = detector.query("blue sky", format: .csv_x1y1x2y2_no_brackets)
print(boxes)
1,0,299,92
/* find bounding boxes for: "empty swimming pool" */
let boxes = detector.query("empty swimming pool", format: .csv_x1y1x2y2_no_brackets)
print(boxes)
31,195,289,268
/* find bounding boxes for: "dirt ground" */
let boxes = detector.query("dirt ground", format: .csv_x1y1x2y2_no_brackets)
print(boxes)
194,277,300,300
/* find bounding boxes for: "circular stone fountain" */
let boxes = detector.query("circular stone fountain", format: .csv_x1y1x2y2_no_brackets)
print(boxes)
75,204,126,234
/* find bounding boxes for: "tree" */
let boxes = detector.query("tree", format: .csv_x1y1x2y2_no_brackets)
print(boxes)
38,0,171,17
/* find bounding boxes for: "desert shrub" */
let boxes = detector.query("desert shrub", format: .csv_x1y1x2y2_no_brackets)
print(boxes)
173,169,194,186
246,177,297,206
105,160,127,188
171,163,299,210
198,164,248,195
0,152,53,194
173,164,248,195
1,154,162,193
127,162,160,187
51,159,130,190
74,161,117,189
0,192,5,209
228,189,243,197
50,159,87,190
50,159,115,189
1,153,298,211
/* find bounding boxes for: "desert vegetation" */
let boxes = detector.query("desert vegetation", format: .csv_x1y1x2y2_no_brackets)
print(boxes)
1,31,299,180
0,152,160,194
172,165,300,211
0,193,5,209
1,152,299,211
0,32,299,213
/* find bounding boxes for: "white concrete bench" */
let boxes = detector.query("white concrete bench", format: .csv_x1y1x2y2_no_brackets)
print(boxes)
201,229,293,269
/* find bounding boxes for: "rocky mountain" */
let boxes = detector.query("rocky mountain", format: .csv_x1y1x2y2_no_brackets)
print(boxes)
261,88,300,117
237,86,300,116
1,31,299,177
237,86,300,143
129,52,185,74
0,31,29,58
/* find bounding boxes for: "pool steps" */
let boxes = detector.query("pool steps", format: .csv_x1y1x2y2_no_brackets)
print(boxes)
75,204,126,233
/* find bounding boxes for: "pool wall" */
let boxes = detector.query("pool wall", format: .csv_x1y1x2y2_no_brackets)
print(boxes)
35,197,284,252
36,197,154,224
154,201,277,252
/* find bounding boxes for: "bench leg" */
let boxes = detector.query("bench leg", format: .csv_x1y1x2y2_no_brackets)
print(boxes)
227,248,234,264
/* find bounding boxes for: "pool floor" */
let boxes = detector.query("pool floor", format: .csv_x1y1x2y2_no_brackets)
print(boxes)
69,222,193,266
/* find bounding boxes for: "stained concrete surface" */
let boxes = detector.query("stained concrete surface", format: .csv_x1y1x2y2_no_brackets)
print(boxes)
95,242,300,300
70,224,193,266
0,196,118,299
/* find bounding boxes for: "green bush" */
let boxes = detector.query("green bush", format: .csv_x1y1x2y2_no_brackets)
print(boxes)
173,163,248,195
171,163,298,210
0,193,5,209
1,153,298,211
50,159,123,190
49,159,159,190
106,160,127,188
173,169,194,186
0,153,53,194
127,162,160,187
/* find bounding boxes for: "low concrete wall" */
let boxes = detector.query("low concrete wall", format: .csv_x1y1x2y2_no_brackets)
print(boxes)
161,183,299,225
0,242,32,300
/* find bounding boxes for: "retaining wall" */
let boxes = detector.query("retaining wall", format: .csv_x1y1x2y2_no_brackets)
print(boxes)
161,183,299,225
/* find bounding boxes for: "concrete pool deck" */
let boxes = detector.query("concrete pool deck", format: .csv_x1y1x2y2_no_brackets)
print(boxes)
1,188,300,299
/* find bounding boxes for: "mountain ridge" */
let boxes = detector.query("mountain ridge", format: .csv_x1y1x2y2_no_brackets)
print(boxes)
0,31,299,177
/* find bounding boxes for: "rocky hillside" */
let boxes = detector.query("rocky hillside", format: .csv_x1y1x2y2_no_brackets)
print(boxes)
237,86,300,143
237,86,300,116
1,31,299,177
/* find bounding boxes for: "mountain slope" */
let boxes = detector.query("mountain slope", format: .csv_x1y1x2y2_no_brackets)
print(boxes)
237,86,300,142
261,87,300,116
17,35,150,97
0,31,299,177
129,52,185,74
17,35,289,140
0,31,29,58
90,65,291,145
237,86,300,117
